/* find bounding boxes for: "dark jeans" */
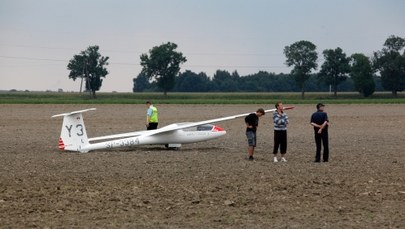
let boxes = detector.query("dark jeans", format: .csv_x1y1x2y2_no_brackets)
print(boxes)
246,131,257,147
314,130,329,162
273,130,287,154
147,122,158,130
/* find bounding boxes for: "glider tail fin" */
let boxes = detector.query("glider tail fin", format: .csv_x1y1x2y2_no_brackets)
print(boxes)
52,108,96,152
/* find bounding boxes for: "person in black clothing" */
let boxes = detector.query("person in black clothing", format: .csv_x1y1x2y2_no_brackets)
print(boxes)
245,108,265,161
310,103,329,162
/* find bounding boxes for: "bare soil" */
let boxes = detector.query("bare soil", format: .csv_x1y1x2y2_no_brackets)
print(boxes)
0,104,404,228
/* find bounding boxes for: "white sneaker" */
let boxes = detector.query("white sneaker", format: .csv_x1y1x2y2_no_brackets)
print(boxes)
281,157,287,162
273,157,278,163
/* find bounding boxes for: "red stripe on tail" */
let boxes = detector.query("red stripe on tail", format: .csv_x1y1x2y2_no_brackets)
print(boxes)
58,137,65,150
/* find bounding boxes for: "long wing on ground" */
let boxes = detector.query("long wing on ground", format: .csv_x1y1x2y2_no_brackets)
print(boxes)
80,106,294,142
139,107,291,138
88,130,149,142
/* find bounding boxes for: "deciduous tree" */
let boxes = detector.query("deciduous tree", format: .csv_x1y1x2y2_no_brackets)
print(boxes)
373,35,405,97
175,70,211,92
212,70,240,92
284,40,318,99
133,72,156,92
319,47,351,97
350,53,375,97
140,42,186,96
67,45,109,98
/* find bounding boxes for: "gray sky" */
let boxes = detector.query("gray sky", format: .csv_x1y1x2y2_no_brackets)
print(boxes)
1,0,404,92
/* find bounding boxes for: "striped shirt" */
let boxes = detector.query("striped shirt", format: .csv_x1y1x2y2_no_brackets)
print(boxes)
273,111,289,131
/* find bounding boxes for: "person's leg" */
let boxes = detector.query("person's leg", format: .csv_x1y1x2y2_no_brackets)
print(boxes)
322,131,329,162
280,131,287,162
273,130,280,162
248,146,254,157
149,123,158,130
251,132,257,159
246,131,255,160
315,132,322,162
273,130,279,155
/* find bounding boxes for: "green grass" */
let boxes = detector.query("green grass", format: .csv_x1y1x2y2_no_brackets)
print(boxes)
1,91,405,104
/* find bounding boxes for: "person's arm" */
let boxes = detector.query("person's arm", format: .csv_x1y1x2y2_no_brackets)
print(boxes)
273,113,281,125
319,121,329,133
245,115,255,129
146,108,152,126
311,121,328,133
245,118,254,128
311,122,322,134
319,113,329,131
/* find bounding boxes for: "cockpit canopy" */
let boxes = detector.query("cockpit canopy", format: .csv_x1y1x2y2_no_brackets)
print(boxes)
184,124,215,132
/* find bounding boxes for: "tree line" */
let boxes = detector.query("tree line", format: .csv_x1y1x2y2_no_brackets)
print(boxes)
66,35,405,98
134,69,384,93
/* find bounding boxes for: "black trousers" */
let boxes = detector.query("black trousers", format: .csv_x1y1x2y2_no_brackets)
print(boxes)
314,130,329,162
147,122,158,130
273,130,287,154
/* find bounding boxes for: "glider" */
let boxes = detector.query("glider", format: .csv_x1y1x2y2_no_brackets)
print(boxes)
52,106,294,153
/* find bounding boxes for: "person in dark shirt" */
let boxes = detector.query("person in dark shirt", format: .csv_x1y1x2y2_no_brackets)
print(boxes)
245,108,265,161
310,103,329,162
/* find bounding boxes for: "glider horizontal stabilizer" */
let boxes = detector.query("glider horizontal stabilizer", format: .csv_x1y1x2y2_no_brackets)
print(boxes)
51,108,96,118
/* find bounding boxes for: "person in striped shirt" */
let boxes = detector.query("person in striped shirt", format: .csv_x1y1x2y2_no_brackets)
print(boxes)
272,102,289,162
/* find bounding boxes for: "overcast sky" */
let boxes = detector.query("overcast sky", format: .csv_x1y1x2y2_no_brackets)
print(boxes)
1,0,404,92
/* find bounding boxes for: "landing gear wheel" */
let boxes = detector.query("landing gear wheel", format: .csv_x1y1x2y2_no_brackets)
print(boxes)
165,144,181,150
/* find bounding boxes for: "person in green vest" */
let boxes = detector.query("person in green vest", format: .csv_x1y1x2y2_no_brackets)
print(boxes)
146,101,159,130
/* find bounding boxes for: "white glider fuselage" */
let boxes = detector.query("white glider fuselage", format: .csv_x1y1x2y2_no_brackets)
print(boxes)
85,124,226,152
52,108,228,153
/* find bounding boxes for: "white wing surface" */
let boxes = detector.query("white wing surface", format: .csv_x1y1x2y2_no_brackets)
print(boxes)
88,130,149,142
86,108,277,141
138,108,280,138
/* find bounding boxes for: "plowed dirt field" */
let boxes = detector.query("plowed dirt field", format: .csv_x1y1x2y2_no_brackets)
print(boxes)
0,104,404,228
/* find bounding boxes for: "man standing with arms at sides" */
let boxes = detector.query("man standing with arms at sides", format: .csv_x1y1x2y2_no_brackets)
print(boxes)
310,103,329,162
245,108,265,161
273,102,289,163
146,101,159,130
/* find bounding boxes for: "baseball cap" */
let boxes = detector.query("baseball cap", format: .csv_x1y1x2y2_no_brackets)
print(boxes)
316,103,325,109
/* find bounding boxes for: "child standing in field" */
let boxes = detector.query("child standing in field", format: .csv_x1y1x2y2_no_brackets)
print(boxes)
245,108,265,161
272,102,289,162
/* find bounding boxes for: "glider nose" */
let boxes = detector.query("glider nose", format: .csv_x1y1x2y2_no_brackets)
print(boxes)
213,125,226,133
